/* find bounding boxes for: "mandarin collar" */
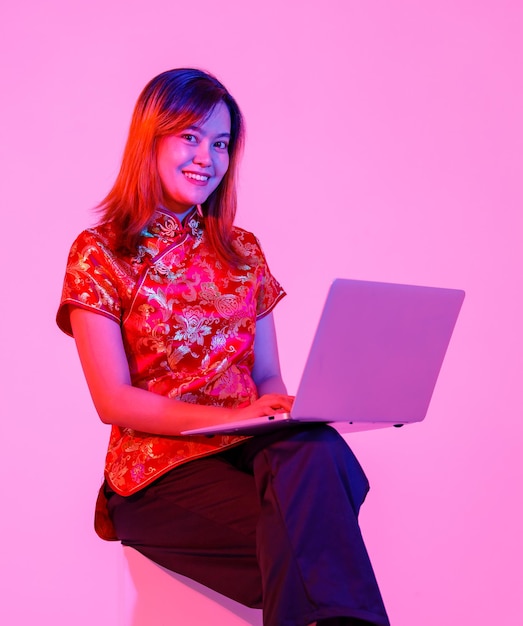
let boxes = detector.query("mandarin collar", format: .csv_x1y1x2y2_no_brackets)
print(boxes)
147,207,204,242
133,207,204,265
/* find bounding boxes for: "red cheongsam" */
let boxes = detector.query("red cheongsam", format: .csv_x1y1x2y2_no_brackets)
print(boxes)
57,207,285,537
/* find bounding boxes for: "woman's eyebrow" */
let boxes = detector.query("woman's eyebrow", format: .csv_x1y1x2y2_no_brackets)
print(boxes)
185,125,230,139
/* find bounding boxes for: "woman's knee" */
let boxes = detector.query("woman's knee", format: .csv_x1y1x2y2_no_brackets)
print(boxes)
272,425,370,512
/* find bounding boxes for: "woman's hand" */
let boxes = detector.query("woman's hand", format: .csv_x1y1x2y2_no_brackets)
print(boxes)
232,394,295,421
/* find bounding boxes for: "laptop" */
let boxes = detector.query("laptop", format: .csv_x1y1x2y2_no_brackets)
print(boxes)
181,278,465,436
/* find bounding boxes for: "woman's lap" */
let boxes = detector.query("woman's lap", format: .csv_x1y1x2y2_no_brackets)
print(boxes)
107,425,389,626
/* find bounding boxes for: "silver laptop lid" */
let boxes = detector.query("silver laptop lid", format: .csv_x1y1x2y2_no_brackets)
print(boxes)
291,279,465,425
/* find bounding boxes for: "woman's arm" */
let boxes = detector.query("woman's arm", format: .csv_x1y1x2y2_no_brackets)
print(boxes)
252,312,289,396
70,308,293,435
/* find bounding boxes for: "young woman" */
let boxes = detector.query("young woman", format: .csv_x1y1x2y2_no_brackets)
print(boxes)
57,68,390,626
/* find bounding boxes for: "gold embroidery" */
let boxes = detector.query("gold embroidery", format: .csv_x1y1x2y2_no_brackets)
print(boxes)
57,207,286,496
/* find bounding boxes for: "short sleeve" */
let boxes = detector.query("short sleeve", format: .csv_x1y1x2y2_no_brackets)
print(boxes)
253,237,286,318
56,229,123,336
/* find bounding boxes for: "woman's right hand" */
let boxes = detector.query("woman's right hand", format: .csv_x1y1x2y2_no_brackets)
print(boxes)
231,394,295,422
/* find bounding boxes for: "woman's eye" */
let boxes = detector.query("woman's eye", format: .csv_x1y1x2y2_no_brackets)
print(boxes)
182,134,197,142
214,141,229,150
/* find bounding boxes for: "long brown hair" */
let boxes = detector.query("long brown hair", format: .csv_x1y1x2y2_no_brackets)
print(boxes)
98,68,245,265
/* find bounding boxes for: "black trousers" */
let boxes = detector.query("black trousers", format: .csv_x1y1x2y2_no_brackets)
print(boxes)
106,425,390,626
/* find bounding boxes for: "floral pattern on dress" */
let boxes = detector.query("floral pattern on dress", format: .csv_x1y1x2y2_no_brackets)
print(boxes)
57,207,285,497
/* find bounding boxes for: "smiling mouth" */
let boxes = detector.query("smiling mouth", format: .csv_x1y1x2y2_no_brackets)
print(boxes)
184,172,210,182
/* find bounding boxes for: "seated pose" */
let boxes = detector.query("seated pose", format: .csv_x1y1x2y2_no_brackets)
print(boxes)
57,68,390,626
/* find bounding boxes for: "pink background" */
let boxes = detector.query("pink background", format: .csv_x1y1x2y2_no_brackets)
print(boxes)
1,1,521,624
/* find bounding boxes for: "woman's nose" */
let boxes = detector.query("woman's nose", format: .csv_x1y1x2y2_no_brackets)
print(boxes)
193,142,212,166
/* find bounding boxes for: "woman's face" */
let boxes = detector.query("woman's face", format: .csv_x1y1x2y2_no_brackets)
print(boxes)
157,101,231,215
